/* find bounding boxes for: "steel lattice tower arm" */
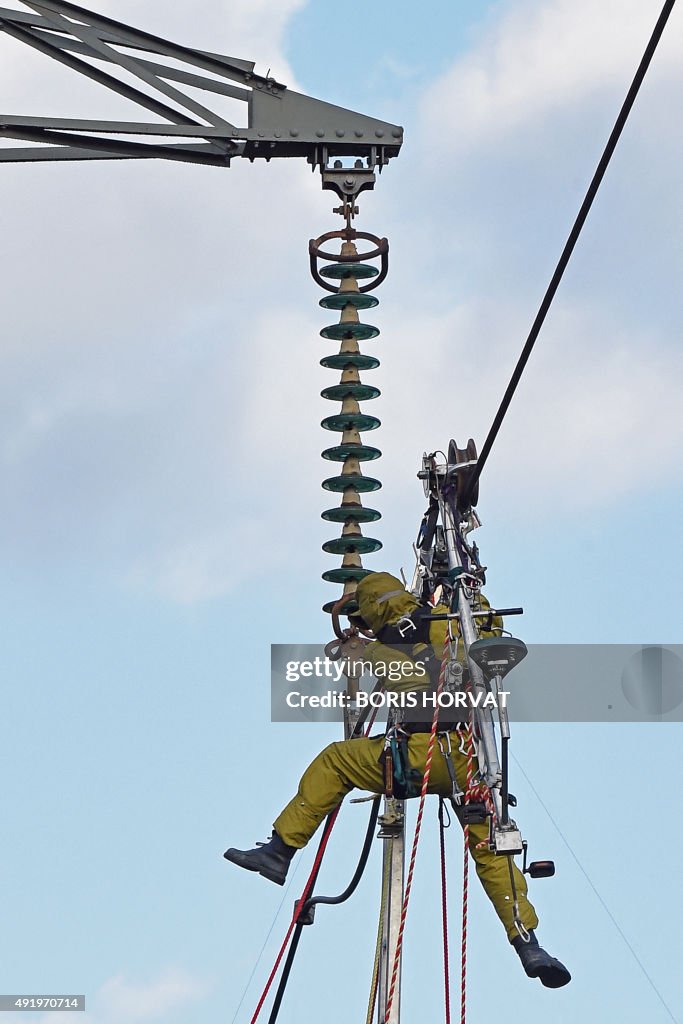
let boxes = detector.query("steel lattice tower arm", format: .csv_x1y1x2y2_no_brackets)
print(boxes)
0,0,403,174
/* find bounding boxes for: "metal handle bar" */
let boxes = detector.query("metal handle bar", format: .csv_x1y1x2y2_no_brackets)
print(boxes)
426,607,523,621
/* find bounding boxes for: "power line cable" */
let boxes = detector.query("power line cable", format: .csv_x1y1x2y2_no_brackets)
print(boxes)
465,0,677,505
513,754,679,1024
229,853,306,1024
267,798,382,1024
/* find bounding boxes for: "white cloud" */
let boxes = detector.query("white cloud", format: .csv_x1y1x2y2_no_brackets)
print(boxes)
1,0,681,605
33,968,207,1024
130,518,277,603
388,0,683,531
0,0,307,125
420,0,683,153
0,0,331,603
366,299,683,528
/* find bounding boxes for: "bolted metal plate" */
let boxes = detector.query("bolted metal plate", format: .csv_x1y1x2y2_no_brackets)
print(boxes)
320,262,379,280
322,413,380,432
322,505,381,524
320,353,380,371
322,536,383,555
322,474,382,493
493,827,524,855
319,293,379,310
322,443,382,462
320,322,380,341
321,383,380,403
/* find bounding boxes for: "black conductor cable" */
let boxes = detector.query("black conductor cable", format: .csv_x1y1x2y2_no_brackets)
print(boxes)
463,0,677,507
267,797,382,1024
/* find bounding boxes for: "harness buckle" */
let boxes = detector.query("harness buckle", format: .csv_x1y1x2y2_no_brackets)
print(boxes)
377,797,405,837
395,614,417,638
437,731,465,804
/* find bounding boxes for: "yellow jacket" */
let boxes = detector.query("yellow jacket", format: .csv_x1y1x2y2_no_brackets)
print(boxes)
355,571,502,694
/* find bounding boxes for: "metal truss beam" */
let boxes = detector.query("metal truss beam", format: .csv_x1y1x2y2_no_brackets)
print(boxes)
0,0,403,169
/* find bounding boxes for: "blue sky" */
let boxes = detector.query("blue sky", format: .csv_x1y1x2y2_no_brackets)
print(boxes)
1,1,682,1022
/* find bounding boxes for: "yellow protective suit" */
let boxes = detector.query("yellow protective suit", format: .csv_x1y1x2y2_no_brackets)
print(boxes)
273,573,539,943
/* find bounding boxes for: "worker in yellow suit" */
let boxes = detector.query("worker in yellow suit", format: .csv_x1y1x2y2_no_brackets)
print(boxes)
224,572,570,988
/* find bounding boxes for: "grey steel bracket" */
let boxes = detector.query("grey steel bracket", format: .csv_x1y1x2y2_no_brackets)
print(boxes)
0,0,403,176
321,164,377,203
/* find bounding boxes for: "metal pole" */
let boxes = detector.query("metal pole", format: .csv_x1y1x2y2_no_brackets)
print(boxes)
377,802,405,1024
440,498,503,818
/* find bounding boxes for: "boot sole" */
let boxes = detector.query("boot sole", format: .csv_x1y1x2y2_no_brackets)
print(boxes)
257,866,287,886
223,849,287,886
525,963,572,988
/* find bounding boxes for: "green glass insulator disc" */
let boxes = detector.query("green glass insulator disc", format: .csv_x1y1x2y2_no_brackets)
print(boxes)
322,413,380,433
320,322,379,342
322,536,383,555
322,598,360,615
322,505,381,524
321,383,380,403
322,566,374,584
320,262,379,280
320,353,380,371
319,292,379,311
322,443,381,463
323,474,381,493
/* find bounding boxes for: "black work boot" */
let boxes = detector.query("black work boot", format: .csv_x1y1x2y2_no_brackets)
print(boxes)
512,930,571,988
223,832,296,886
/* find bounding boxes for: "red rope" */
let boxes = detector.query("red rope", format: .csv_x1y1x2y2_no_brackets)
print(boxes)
249,806,340,1024
461,818,469,1024
460,725,476,1024
439,803,451,1024
383,649,448,1023
249,711,379,1022
458,721,496,1024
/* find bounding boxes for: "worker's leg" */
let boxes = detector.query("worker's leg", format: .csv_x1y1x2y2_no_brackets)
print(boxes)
466,820,539,941
274,735,386,848
409,731,539,942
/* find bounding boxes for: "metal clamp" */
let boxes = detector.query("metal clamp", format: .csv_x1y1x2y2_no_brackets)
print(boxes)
309,228,389,293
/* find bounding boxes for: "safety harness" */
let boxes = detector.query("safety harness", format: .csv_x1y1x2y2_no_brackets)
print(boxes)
375,602,443,687
376,600,467,799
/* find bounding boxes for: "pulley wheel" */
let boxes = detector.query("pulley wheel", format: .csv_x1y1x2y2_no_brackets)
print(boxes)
448,437,479,511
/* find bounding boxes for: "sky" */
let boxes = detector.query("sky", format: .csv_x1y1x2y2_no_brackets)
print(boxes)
1,1,682,1022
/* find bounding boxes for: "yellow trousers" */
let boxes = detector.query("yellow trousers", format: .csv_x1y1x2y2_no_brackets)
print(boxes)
274,731,539,942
